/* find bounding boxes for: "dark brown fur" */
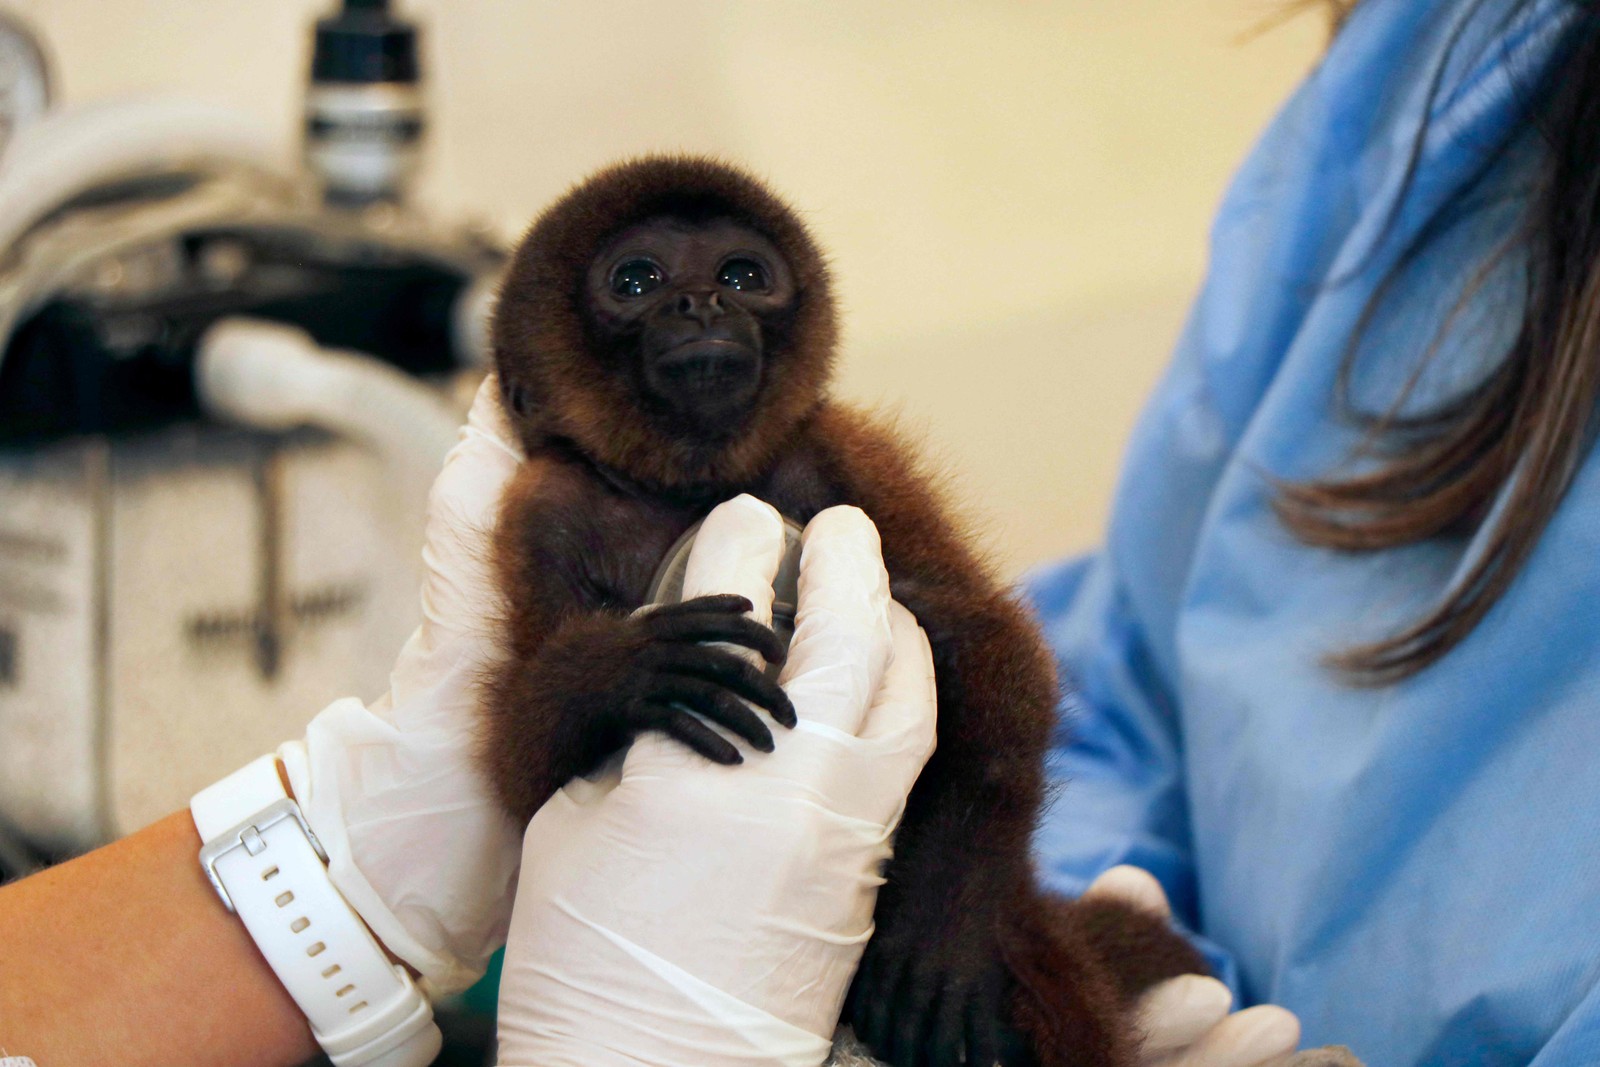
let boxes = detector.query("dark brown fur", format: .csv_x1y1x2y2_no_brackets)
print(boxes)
484,155,1207,1067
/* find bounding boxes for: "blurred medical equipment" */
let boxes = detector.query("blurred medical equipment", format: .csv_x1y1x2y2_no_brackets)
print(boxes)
0,9,49,150
304,0,426,206
0,2,503,867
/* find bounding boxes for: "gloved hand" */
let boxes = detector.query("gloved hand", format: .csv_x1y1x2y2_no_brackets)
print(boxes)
495,496,939,1067
1082,867,1301,1067
274,375,526,995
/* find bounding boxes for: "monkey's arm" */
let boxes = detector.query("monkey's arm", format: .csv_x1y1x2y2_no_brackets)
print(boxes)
482,464,794,826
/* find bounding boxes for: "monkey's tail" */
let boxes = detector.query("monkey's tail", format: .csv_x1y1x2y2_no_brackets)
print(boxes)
999,889,1210,1067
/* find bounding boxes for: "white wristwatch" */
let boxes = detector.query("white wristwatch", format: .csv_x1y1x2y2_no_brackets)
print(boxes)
192,755,442,1067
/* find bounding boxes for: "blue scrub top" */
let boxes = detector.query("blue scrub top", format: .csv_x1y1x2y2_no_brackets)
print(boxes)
1024,1,1600,1064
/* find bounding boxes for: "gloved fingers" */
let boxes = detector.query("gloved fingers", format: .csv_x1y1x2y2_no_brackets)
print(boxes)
858,601,937,752
1135,975,1232,1057
1082,864,1173,919
1146,1002,1301,1067
780,506,894,735
412,373,525,654
751,600,933,827
1184,1006,1300,1067
681,494,786,627
465,370,520,446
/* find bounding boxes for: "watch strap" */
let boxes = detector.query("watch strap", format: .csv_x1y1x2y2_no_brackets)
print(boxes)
192,755,441,1067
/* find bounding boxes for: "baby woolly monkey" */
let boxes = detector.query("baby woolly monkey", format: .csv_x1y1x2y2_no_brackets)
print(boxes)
484,157,1359,1067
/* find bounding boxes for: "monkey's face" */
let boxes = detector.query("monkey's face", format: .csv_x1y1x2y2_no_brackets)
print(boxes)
494,156,837,491
584,217,797,439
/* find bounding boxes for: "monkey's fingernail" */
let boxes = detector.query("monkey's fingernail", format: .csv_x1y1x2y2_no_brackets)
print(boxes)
706,744,743,765
764,693,797,727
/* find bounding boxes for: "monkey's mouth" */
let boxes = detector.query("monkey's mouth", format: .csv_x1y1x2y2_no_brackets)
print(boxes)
649,341,761,404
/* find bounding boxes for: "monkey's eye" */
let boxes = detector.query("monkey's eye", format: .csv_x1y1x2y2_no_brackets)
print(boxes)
717,257,769,292
610,259,665,298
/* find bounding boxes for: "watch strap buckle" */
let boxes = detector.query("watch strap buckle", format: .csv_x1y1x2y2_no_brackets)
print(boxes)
198,796,328,913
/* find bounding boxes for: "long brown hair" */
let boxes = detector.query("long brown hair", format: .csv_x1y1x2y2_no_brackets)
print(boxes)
1276,0,1600,684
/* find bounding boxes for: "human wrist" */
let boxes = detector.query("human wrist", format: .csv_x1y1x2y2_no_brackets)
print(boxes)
192,755,442,1067
0,810,321,1067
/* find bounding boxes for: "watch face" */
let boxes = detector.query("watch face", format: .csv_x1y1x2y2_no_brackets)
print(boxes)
0,10,51,158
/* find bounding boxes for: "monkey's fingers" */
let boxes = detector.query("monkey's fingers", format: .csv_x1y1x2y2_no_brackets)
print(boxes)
645,607,789,665
651,677,776,753
647,702,743,765
889,976,941,1067
652,593,754,618
965,993,1003,1067
992,1023,1030,1067
651,645,798,728
928,985,960,1067
931,987,969,1067
852,944,908,1062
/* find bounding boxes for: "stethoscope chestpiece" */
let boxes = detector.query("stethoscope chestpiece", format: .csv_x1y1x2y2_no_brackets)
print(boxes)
645,516,805,679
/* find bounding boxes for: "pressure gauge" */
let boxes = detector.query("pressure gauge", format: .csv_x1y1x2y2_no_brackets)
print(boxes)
0,9,51,158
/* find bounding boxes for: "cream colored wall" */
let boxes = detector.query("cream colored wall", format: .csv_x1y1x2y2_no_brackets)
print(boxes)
11,1,1323,575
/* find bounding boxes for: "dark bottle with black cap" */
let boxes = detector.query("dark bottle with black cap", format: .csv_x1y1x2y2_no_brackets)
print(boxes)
305,0,424,207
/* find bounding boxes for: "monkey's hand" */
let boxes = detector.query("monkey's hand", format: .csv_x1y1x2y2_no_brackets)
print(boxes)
484,594,796,824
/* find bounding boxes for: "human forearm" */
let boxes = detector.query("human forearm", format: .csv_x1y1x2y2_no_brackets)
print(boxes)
0,810,317,1067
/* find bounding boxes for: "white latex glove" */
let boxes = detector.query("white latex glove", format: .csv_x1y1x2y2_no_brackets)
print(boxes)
496,496,939,1067
1082,867,1301,1067
274,375,525,995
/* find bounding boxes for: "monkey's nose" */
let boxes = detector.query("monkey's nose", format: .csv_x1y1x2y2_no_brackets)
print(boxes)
676,290,724,327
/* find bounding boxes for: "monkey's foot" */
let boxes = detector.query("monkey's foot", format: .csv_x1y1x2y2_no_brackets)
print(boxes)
846,929,1022,1067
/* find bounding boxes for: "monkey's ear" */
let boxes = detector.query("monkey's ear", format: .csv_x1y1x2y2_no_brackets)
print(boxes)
503,379,531,418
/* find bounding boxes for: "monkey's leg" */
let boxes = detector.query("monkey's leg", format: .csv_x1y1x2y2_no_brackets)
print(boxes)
844,586,1061,1067
847,757,1042,1067
848,590,1211,1067
481,594,794,825
852,842,1205,1067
